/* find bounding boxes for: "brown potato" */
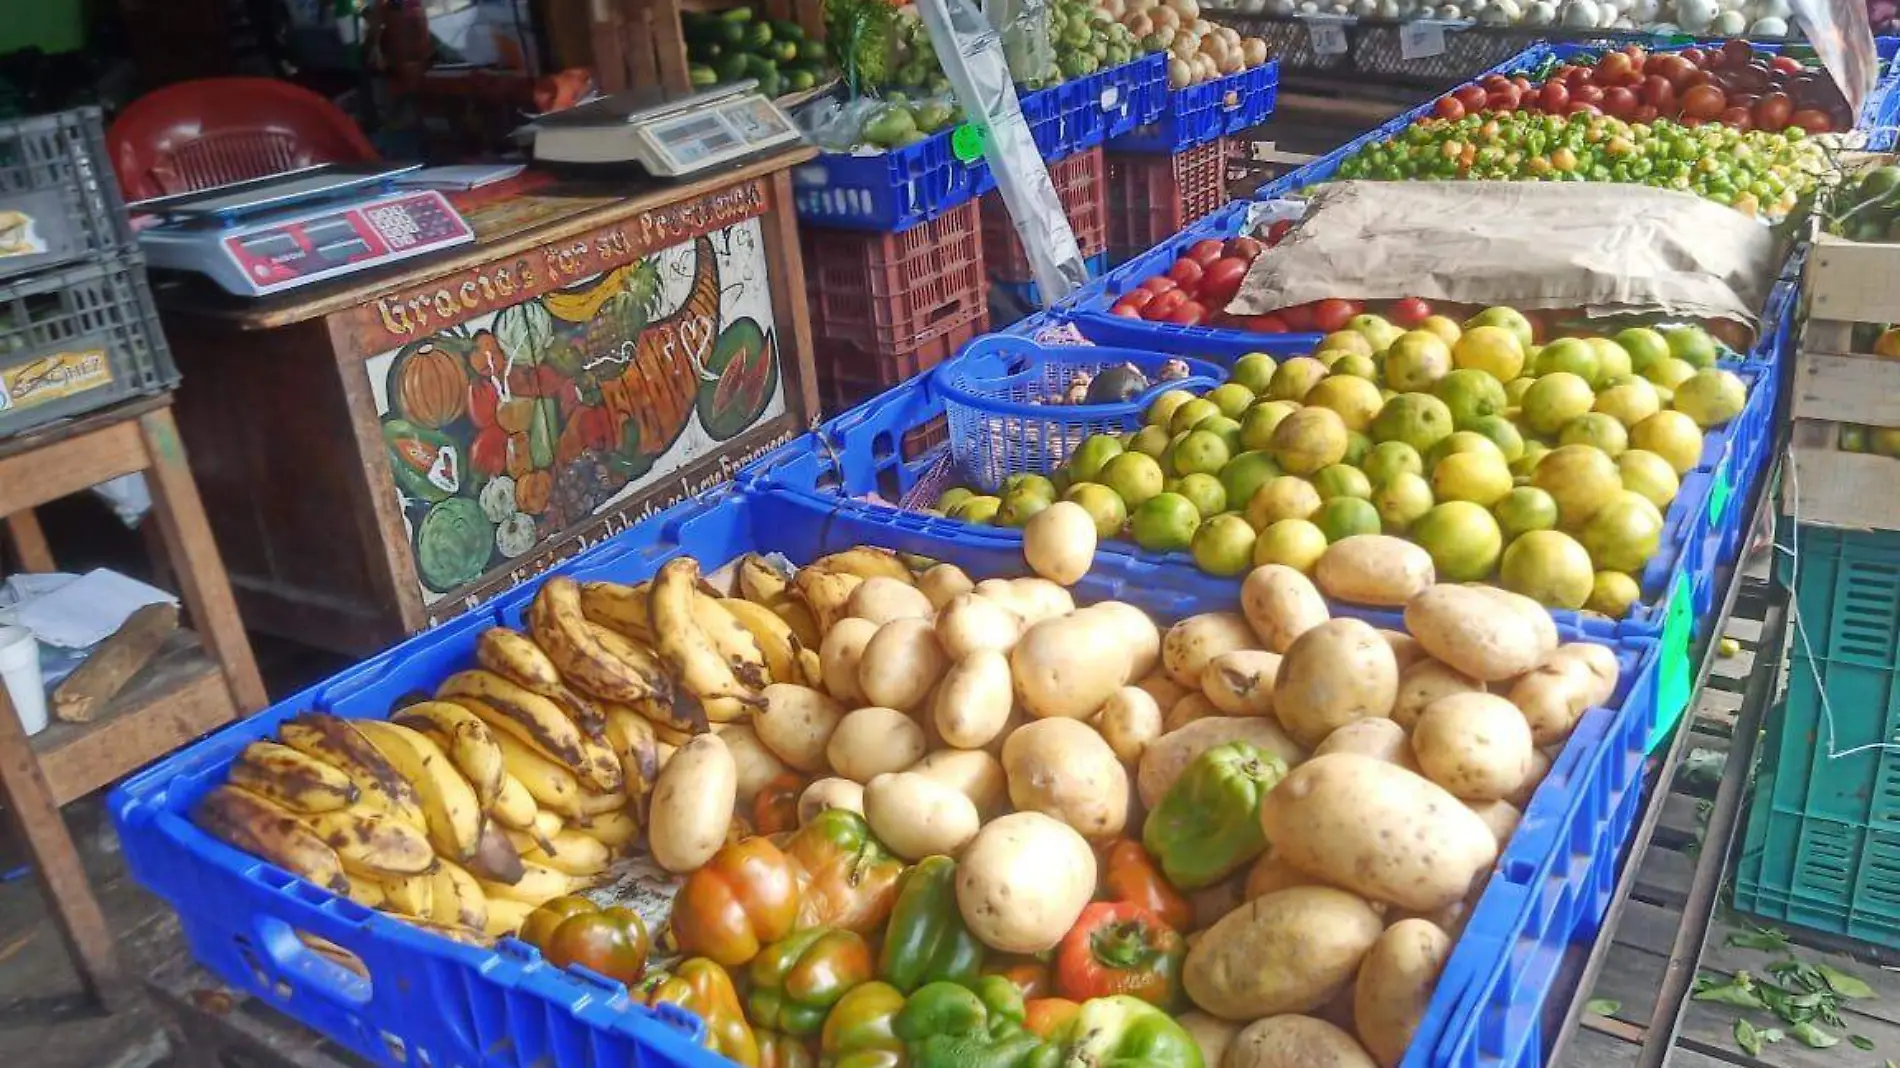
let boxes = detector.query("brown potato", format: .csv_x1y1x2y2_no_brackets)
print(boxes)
1390,658,1484,731
1183,886,1384,1020
1241,565,1330,653
1354,919,1453,1068
1272,618,1399,748
1411,692,1535,802
1227,1015,1377,1068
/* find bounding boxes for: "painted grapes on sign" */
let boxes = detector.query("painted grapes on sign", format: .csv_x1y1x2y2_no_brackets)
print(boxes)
366,219,784,601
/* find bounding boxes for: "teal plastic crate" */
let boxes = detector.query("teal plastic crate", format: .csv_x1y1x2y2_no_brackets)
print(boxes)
1734,524,1900,947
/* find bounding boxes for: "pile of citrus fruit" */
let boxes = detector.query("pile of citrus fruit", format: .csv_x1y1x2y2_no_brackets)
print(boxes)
934,306,1749,619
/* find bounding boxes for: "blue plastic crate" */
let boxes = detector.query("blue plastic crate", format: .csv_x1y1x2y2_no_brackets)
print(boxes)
993,250,1109,310
977,53,1171,191
1056,201,1329,357
791,128,986,233
1112,61,1280,153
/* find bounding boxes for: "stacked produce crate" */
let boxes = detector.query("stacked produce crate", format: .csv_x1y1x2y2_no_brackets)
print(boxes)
980,147,1110,308
1105,138,1232,265
1734,162,1900,947
0,107,176,436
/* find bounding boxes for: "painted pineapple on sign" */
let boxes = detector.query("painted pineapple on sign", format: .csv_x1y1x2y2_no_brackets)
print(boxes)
369,220,784,602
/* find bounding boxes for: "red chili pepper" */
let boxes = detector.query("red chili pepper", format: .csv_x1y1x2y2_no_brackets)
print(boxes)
1053,902,1185,1009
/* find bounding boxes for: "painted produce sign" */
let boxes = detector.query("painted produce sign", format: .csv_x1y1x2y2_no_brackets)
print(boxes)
365,216,785,604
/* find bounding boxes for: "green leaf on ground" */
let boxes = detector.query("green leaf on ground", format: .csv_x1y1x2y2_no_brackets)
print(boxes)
1585,999,1621,1016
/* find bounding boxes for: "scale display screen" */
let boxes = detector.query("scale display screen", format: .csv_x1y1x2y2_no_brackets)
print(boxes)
645,96,799,174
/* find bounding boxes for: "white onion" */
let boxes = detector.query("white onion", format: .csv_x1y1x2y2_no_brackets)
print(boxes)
1711,7,1746,30
1523,0,1558,20
1750,14,1789,33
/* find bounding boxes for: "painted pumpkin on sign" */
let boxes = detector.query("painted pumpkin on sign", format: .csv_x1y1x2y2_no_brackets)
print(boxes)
392,341,469,429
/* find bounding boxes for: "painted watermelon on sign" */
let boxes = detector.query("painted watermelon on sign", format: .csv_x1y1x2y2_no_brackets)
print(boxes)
697,317,779,441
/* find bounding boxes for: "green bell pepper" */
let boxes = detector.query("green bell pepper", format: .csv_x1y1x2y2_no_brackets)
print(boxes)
819,980,907,1068
1141,741,1286,889
749,926,877,1037
894,978,1059,1068
1050,995,1204,1068
878,856,985,993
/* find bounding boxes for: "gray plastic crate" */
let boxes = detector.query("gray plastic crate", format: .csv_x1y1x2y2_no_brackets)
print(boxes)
0,251,179,437
0,108,135,282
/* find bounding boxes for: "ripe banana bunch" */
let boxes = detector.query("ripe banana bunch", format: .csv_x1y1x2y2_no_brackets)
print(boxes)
529,577,672,708
811,547,918,585
651,557,766,724
477,628,607,739
436,671,622,794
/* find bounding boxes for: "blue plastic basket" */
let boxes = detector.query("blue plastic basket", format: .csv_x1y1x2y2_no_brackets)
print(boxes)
934,334,1223,491
792,128,986,233
1112,61,1281,153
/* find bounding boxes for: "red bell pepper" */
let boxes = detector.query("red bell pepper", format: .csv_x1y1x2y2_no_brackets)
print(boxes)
1052,902,1185,1009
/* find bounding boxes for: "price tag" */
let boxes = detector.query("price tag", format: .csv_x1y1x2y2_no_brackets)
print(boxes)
1647,571,1696,753
1706,455,1734,527
1400,20,1446,59
1305,19,1348,56
951,124,987,163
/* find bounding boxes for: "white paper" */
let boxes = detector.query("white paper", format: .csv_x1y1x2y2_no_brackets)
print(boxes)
12,569,178,649
1400,20,1446,60
1303,18,1349,55
395,164,526,191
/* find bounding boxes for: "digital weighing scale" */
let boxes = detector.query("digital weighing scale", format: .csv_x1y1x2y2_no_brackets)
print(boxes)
133,163,477,298
530,81,803,178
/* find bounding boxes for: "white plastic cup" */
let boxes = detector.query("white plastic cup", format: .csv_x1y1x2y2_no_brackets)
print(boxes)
0,626,47,736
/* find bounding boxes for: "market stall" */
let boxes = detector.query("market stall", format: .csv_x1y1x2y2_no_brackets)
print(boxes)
149,152,820,656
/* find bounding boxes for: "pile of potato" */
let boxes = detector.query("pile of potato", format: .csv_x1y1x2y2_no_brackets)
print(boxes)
645,500,1621,1067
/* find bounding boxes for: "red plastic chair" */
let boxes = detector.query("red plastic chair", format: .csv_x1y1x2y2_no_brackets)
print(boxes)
109,78,379,201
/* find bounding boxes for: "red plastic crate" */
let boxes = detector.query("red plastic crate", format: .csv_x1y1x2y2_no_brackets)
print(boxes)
1106,138,1230,264
980,148,1107,284
814,309,987,433
802,200,986,354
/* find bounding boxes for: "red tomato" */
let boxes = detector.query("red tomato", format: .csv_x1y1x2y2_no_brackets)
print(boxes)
1602,87,1639,118
1655,54,1698,91
1167,257,1205,292
1789,109,1834,133
1720,39,1755,69
1623,45,1648,67
1434,96,1466,121
1480,74,1512,91
1110,299,1145,318
1565,102,1604,117
1678,48,1706,68
1719,106,1754,130
1224,236,1265,262
1770,55,1802,75
1279,302,1317,332
1486,87,1521,112
1641,75,1677,113
1138,276,1178,295
1266,219,1295,245
1630,104,1660,123
1199,257,1250,306
1454,84,1488,111
1117,287,1156,310
1388,296,1432,327
1598,51,1636,83
1680,115,1706,128
1681,84,1726,119
1310,298,1357,334
1144,288,1188,321
1568,67,1597,86
1512,75,1535,95
1553,64,1583,82
1571,84,1605,105
1167,301,1209,327
1539,81,1571,112
1232,314,1289,334
1753,92,1793,129
1187,239,1226,267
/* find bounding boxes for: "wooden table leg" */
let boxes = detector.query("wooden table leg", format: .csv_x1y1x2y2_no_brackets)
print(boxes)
136,409,267,715
0,685,128,1009
5,510,55,573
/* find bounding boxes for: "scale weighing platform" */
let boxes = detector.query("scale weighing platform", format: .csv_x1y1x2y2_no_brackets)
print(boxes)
133,163,476,298
530,80,803,178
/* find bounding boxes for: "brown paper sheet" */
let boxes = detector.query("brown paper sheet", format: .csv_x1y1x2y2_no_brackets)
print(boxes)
1230,181,1781,329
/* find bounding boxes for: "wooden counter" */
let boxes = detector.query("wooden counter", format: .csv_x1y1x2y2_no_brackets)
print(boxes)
154,150,820,655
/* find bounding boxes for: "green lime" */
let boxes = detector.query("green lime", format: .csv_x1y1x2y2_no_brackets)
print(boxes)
1064,481,1130,539
1330,353,1379,380
949,495,1001,524
1467,414,1525,462
1146,389,1196,428
1003,472,1056,500
1410,500,1504,581
1067,434,1125,483
1663,324,1718,368
1253,518,1330,574
1642,357,1696,392
1588,337,1633,383
1229,353,1277,395
1434,368,1509,429
1312,464,1372,501
1362,441,1424,487
1244,476,1322,529
1614,327,1670,374
1500,529,1595,610
1131,492,1201,552
1170,428,1232,478
1218,451,1283,515
1370,393,1455,453
1192,514,1258,576
1559,413,1630,456
1534,338,1602,386
1316,496,1382,542
1587,570,1642,619
1521,372,1596,436
1206,383,1256,419
1100,451,1165,509
1169,397,1222,435
997,486,1051,527
1493,486,1559,542
1578,491,1664,573
1240,401,1299,452
1342,431,1372,467
1173,472,1227,519
1373,472,1434,533
1270,407,1350,476
1198,415,1244,458
1268,357,1331,402
936,486,975,512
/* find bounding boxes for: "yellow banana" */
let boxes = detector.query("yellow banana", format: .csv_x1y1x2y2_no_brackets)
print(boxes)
812,547,915,584
376,873,435,918
468,820,526,885
529,577,671,707
773,598,823,650
391,701,505,809
429,859,488,934
569,808,639,849
736,552,792,605
479,860,587,907
578,580,653,643
719,597,806,685
514,828,612,876
476,627,607,739
352,720,483,862
794,567,862,635
340,872,388,909
437,673,616,792
693,595,771,689
487,725,586,818
278,714,427,832
651,558,765,724
298,803,435,878
489,772,539,833
531,808,564,842
194,785,350,895
483,897,536,939
602,704,662,817
229,741,360,814
572,788,630,818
